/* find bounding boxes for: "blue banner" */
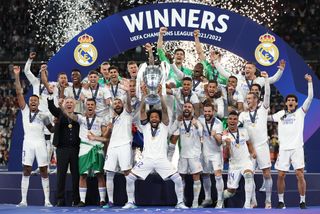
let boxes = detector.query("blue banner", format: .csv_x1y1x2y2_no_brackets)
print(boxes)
10,3,320,172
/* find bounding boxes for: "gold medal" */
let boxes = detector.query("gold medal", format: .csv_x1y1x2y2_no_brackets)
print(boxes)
68,124,72,129
236,143,240,148
152,136,155,141
252,123,256,127
186,132,191,137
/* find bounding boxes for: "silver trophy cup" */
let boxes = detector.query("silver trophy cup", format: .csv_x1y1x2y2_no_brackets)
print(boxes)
143,65,163,105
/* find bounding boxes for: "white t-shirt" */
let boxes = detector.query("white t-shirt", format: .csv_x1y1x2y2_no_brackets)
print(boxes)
140,122,168,159
80,85,111,116
271,108,305,150
192,80,206,99
198,116,223,157
170,119,203,158
239,106,268,147
77,114,106,145
223,128,251,169
22,105,49,145
109,110,132,148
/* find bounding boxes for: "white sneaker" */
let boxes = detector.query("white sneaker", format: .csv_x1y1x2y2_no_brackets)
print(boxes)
122,202,137,209
16,201,27,207
244,204,252,209
175,202,189,209
44,201,53,207
31,168,40,175
265,201,272,209
215,200,224,209
250,198,258,208
49,168,57,174
191,201,198,208
259,186,266,192
199,199,212,208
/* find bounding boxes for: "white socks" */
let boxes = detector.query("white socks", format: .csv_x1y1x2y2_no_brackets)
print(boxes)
21,175,30,203
98,187,106,202
41,177,50,203
170,173,184,204
79,187,87,202
215,175,224,201
193,180,201,205
125,173,137,203
167,143,176,162
300,195,305,203
223,189,235,199
106,171,115,203
243,172,253,208
264,177,273,203
202,176,211,200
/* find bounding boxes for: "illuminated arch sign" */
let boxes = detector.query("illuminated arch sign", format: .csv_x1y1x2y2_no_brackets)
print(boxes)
10,3,320,171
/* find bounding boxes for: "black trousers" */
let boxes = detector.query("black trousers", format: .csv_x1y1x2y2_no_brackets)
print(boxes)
56,147,80,204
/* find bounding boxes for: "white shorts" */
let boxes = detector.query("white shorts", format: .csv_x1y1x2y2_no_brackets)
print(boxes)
132,157,176,180
227,168,253,189
254,143,271,170
275,147,305,171
178,157,203,174
104,144,132,172
22,143,48,167
201,154,223,173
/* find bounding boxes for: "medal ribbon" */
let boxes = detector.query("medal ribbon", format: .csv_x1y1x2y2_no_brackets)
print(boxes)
205,117,215,136
86,114,96,130
90,84,99,100
29,110,39,123
228,129,239,145
183,117,193,135
73,85,82,100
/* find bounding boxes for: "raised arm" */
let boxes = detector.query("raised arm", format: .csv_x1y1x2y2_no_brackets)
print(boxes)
302,74,313,113
47,95,61,117
157,27,167,50
145,43,154,65
194,29,206,61
123,79,132,113
171,63,187,80
13,66,26,109
210,51,232,78
24,52,39,85
268,59,285,84
261,71,270,109
140,84,148,121
59,99,78,122
40,65,52,94
159,85,169,126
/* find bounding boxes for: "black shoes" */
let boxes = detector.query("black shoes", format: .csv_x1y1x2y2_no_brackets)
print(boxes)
76,201,86,207
299,202,307,209
277,202,286,209
56,200,65,207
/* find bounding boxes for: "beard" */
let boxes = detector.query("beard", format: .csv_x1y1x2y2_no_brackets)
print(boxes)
115,107,124,115
183,110,191,118
205,114,212,121
151,121,160,128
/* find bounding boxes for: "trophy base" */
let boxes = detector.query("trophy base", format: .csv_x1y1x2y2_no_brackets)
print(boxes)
145,95,161,105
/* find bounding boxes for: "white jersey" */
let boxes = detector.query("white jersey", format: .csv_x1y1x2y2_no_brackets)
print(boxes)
80,85,111,117
64,86,84,113
22,105,49,145
271,108,305,150
239,106,268,147
24,59,58,112
223,128,251,169
198,116,223,157
235,75,265,100
172,88,200,116
106,83,127,101
199,95,225,119
77,114,106,145
140,122,168,159
192,80,206,99
109,110,132,148
170,119,203,158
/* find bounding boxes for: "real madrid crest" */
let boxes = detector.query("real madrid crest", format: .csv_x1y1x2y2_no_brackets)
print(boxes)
74,34,98,66
254,33,279,66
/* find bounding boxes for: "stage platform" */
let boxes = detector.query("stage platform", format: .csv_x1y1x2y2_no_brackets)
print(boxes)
0,172,319,208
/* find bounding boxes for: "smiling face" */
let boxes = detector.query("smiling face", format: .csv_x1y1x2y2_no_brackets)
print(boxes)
71,71,81,84
203,106,214,121
150,112,160,128
193,63,203,78
227,114,238,131
86,100,96,115
207,82,218,97
246,93,258,109
58,74,68,86
174,50,185,64
109,68,119,81
244,63,256,79
127,63,138,79
182,79,192,94
64,97,75,113
100,63,110,78
183,102,193,118
29,96,39,112
113,98,124,115
88,73,99,86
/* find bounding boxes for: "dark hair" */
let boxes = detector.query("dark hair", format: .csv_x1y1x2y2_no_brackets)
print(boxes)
183,101,194,108
71,68,81,74
285,94,298,103
247,92,259,99
182,76,192,82
86,98,96,104
147,108,162,121
58,72,67,77
251,83,261,91
228,75,238,82
127,61,137,66
174,48,185,55
88,70,99,76
203,102,215,111
208,79,218,85
108,65,119,72
30,94,39,100
246,61,256,67
228,110,239,117
101,61,110,66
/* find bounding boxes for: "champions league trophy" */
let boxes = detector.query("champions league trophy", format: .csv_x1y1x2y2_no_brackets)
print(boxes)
143,65,163,105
